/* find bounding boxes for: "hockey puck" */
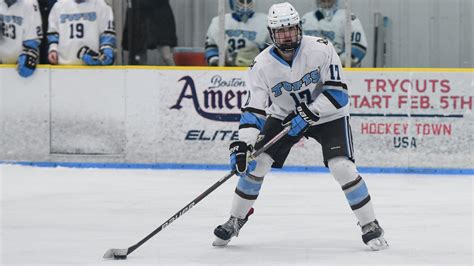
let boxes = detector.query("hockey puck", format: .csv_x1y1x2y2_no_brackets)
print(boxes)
114,255,127,260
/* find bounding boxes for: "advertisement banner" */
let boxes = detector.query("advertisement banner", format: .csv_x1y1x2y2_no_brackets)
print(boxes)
156,69,473,168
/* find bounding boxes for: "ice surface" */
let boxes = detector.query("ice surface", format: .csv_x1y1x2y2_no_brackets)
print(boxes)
1,165,473,265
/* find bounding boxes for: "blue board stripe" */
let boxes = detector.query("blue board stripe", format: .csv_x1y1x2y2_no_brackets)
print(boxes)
1,161,472,175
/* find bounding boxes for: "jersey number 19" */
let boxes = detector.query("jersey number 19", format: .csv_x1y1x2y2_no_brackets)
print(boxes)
69,23,84,39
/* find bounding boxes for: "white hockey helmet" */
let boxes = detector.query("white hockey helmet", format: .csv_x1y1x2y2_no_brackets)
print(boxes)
267,2,302,52
229,0,255,22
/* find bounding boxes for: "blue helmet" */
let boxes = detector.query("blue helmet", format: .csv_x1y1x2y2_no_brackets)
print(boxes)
229,0,255,22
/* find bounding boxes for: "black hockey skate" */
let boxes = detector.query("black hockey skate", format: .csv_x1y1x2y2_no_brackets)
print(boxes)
361,220,389,251
212,208,254,246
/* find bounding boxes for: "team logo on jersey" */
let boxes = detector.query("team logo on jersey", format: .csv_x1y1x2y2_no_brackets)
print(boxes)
225,30,257,41
60,12,97,23
170,75,248,122
271,69,321,97
0,15,23,26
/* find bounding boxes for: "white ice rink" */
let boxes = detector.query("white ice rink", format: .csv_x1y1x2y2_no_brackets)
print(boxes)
1,164,473,265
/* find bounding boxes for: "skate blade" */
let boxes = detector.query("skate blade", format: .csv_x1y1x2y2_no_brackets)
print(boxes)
367,236,389,251
212,237,230,247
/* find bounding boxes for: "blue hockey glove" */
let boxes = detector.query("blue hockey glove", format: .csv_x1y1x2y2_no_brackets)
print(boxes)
100,47,114,65
17,49,38,78
77,46,102,65
229,141,256,175
282,102,320,137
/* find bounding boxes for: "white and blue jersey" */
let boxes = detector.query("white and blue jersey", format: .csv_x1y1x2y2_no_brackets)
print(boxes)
0,0,42,64
47,0,115,65
239,36,350,145
301,9,367,66
205,12,270,65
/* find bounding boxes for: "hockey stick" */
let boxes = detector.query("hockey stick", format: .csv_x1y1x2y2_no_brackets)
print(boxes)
103,126,291,260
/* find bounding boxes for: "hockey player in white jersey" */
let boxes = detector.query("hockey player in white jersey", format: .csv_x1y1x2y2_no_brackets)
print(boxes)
302,0,367,67
0,0,43,77
47,0,115,65
213,2,388,251
205,0,270,66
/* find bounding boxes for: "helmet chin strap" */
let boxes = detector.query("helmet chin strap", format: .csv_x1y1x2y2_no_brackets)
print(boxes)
277,47,295,55
276,42,297,53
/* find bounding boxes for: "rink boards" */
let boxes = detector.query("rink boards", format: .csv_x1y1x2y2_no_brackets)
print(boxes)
0,65,472,172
